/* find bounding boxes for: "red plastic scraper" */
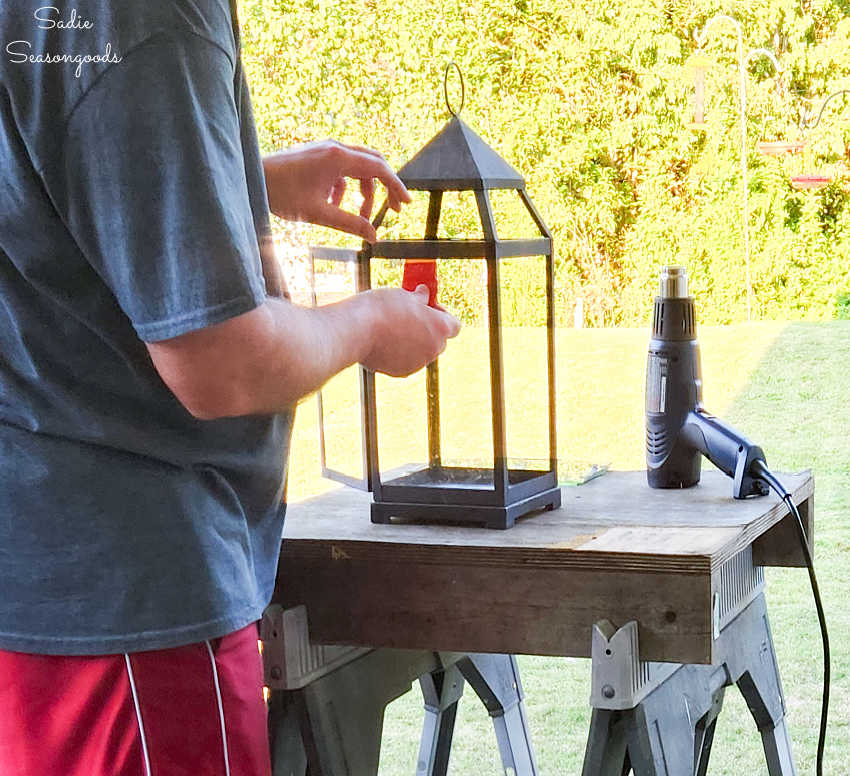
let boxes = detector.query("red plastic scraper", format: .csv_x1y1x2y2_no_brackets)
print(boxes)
402,260,438,307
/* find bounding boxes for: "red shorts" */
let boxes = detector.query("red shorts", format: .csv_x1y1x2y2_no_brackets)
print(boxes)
0,624,272,776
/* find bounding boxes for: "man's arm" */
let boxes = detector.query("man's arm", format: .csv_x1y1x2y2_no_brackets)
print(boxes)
148,139,458,419
146,284,459,419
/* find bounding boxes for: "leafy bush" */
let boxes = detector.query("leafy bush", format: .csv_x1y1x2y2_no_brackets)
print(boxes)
240,0,850,326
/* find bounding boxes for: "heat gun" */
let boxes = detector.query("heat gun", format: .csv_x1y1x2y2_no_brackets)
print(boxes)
644,265,830,774
645,266,769,499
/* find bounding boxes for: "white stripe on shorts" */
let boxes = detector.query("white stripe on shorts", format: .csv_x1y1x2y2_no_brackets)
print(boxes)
124,654,153,776
205,640,232,776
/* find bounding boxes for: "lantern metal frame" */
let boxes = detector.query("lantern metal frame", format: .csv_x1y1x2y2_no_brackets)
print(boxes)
310,187,561,528
362,185,560,529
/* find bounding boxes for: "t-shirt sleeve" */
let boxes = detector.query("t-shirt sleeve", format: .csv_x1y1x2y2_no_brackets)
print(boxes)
55,30,267,342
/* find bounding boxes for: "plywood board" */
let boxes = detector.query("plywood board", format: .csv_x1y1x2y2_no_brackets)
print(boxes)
277,469,813,663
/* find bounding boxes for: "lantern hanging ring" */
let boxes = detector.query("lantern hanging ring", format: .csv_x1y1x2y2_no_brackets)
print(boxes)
444,62,465,117
802,89,850,131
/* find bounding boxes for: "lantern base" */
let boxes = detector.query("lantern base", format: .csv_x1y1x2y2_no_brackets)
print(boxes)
370,486,561,530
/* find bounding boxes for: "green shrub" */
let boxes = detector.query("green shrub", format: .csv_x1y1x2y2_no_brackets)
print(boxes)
240,0,850,325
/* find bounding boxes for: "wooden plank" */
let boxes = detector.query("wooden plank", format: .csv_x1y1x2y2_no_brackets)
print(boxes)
282,537,712,574
752,490,814,567
273,556,713,664
713,473,814,570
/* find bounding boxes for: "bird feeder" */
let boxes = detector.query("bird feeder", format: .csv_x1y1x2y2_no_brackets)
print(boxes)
789,173,832,191
756,136,833,192
787,89,849,191
311,65,560,529
754,138,822,189
685,53,712,131
756,140,805,156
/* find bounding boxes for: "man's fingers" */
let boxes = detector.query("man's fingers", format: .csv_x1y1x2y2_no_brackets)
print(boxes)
410,285,460,338
332,148,411,210
329,177,346,208
440,311,462,338
316,203,377,242
359,177,375,219
336,144,404,212
340,143,386,160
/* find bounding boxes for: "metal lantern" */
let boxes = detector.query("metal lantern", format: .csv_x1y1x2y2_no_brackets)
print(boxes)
312,66,560,529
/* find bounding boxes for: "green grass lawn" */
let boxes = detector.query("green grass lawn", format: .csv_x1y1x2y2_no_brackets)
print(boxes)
285,321,849,774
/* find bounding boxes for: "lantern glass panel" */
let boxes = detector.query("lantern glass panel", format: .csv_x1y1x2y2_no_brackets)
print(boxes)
379,192,431,241
437,191,485,239
500,255,552,475
320,364,366,485
489,190,543,239
372,367,430,476
370,256,496,491
311,256,367,487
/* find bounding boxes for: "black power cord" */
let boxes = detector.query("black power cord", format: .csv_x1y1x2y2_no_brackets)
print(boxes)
751,459,830,776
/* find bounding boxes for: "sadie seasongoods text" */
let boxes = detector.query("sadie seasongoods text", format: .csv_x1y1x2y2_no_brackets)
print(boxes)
6,6,122,78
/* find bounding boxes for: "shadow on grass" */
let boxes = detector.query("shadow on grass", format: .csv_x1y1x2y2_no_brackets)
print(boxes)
698,321,850,776
723,322,850,501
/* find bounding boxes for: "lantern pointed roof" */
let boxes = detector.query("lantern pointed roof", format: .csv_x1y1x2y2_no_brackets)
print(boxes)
396,116,525,191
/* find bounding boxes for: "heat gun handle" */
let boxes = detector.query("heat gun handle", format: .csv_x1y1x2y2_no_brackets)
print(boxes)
681,410,769,499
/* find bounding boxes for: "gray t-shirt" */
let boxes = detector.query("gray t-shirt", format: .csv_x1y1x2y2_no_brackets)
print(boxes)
0,0,292,654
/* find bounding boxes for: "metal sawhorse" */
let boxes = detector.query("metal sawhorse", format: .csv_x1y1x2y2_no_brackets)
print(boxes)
583,548,795,775
264,548,796,775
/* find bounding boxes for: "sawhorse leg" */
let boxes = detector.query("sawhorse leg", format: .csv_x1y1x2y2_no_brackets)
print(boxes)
418,654,538,776
417,663,464,776
262,606,538,776
582,592,795,775
271,647,442,775
722,596,795,775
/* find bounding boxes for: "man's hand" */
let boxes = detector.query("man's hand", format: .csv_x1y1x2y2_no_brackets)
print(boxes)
361,284,461,377
263,140,411,242
147,285,460,419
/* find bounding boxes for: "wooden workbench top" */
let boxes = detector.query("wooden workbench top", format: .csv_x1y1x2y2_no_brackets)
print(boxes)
283,470,812,571
276,470,813,664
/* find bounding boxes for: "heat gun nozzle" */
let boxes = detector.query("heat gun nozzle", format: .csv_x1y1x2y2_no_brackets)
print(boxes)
659,266,689,299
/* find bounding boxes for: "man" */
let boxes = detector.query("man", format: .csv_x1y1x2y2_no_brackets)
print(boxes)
0,1,459,773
